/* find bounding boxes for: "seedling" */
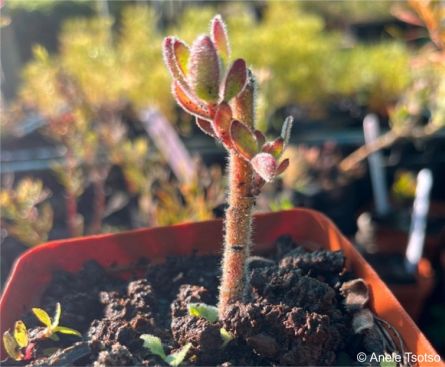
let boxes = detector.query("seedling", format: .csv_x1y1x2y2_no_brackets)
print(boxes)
2,320,32,361
32,302,81,340
140,334,192,367
187,303,234,348
163,15,293,317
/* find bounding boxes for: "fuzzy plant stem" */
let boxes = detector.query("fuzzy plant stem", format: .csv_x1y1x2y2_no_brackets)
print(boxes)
218,81,255,317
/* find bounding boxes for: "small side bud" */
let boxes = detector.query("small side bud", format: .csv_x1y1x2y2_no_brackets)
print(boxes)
188,35,220,103
222,59,247,101
211,15,230,61
172,81,210,119
281,116,294,147
262,137,284,159
214,102,233,146
251,153,278,182
230,120,259,160
196,117,216,138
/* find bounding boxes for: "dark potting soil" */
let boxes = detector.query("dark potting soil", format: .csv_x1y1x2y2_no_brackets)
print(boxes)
17,236,380,366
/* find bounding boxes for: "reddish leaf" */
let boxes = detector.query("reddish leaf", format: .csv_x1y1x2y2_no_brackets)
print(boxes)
223,59,247,101
213,102,233,146
195,117,216,138
173,39,190,76
254,130,266,147
172,81,210,119
276,158,289,175
250,153,277,182
262,137,284,159
211,15,230,61
230,120,259,160
188,35,220,103
163,37,185,81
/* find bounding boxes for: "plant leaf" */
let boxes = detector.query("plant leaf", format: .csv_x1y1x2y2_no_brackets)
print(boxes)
165,343,192,367
211,15,230,61
49,333,60,341
163,37,185,82
172,81,210,119
262,137,284,159
213,102,233,146
230,120,259,160
140,334,167,360
173,39,189,76
32,308,52,328
220,328,234,348
3,330,22,361
251,153,278,182
14,321,28,348
188,35,220,103
254,130,266,147
188,303,219,323
54,326,81,337
52,302,61,328
276,158,290,176
223,59,247,101
281,116,294,147
195,117,216,138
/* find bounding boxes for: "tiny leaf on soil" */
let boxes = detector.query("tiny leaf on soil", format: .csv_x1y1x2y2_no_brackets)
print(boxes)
164,343,192,367
188,303,219,323
32,308,52,328
140,334,167,360
52,303,61,328
14,321,28,348
220,327,234,348
54,326,82,337
3,330,22,361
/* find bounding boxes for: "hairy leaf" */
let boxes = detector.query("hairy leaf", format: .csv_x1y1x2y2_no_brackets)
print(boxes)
172,82,210,119
164,343,192,367
213,102,232,145
32,308,52,328
173,39,190,76
163,37,185,82
254,130,266,147
223,59,247,101
14,321,28,348
230,120,259,160
211,15,230,61
276,158,289,175
188,35,220,103
251,153,278,182
188,303,219,323
195,117,216,138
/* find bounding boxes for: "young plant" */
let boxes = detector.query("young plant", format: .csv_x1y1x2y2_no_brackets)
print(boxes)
140,334,192,367
32,302,81,340
163,15,293,316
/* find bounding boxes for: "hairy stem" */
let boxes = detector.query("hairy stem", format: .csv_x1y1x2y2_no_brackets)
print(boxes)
219,80,255,317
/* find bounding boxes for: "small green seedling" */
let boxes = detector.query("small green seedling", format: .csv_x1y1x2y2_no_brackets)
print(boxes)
2,320,30,361
187,303,234,347
32,302,81,340
140,334,192,367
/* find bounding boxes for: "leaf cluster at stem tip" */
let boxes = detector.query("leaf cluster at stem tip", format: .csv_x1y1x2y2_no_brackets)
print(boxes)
163,14,293,190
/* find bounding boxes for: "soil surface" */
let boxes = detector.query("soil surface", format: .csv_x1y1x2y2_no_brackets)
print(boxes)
12,236,377,366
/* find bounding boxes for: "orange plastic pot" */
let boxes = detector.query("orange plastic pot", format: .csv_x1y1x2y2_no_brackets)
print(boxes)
0,209,441,365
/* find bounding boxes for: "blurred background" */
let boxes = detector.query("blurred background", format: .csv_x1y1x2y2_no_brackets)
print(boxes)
1,0,444,355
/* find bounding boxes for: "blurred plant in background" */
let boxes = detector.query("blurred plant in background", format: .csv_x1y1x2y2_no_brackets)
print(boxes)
0,177,53,247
